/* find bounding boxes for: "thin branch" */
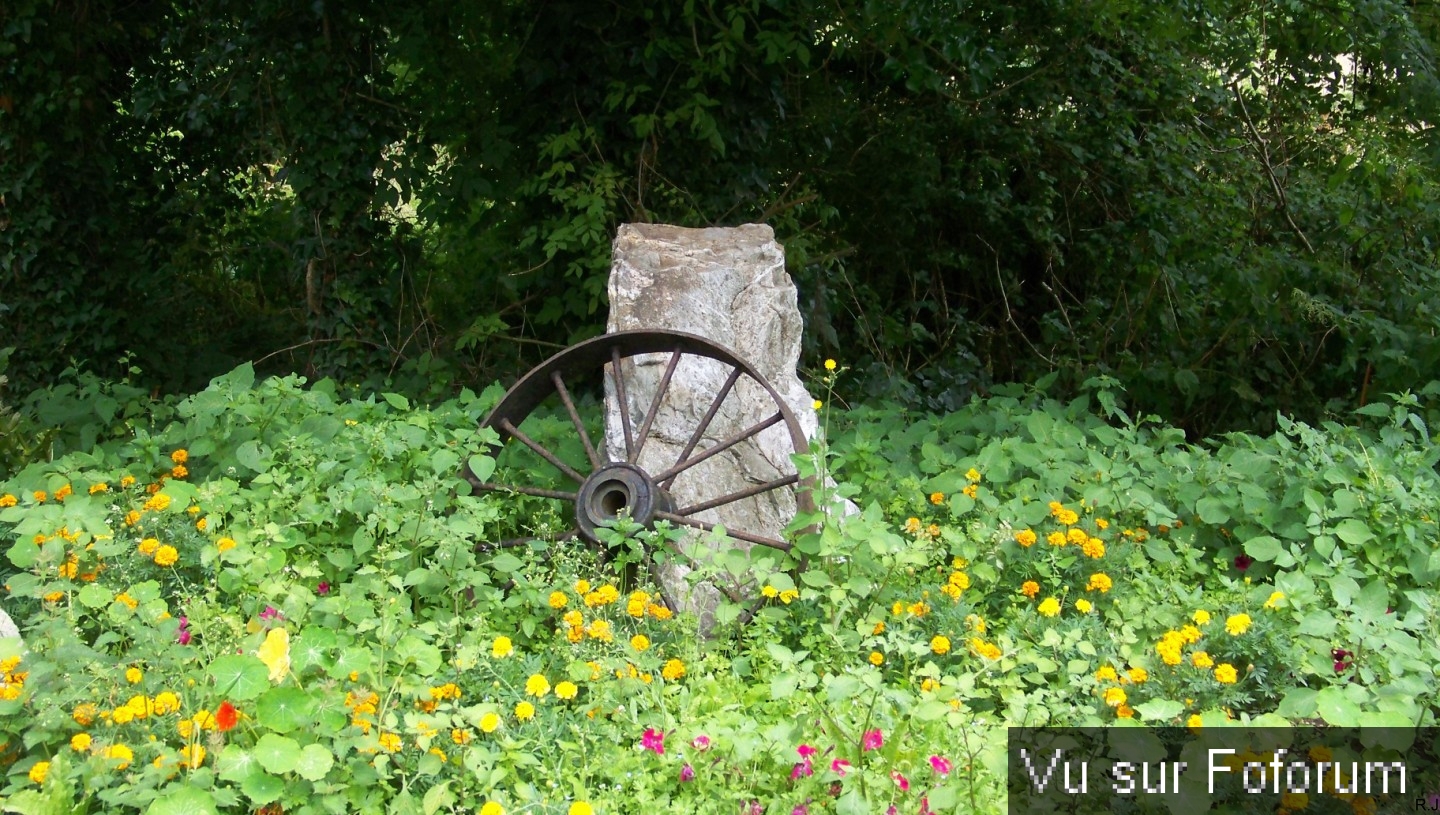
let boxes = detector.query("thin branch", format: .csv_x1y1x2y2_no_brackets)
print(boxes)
1231,83,1316,255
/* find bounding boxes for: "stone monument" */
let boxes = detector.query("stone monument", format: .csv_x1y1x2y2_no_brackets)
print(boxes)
605,223,827,625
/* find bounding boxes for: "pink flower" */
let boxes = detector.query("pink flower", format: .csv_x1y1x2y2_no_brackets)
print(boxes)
862,729,883,751
680,763,695,782
797,744,817,759
928,755,952,776
791,806,809,815
692,735,712,752
920,796,933,815
885,807,898,815
743,801,763,815
791,758,814,780
830,758,851,777
177,629,192,645
641,728,665,755
891,770,910,791
317,581,330,596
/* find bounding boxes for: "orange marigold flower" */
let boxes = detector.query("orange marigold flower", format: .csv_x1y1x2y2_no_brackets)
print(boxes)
1021,580,1040,599
0,493,16,507
170,449,189,464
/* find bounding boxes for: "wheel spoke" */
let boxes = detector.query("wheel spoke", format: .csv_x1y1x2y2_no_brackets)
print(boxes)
654,511,792,551
471,481,578,502
498,419,586,484
610,346,635,461
661,366,744,490
551,370,602,470
673,473,799,517
630,348,683,465
652,411,784,485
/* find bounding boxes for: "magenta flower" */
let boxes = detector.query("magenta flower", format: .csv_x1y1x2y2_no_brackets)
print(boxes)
316,581,330,596
744,802,763,815
830,758,851,777
920,796,933,815
791,806,809,815
680,763,695,782
862,729,883,751
891,770,910,791
791,758,814,780
176,616,191,645
260,606,283,622
641,728,665,755
797,744,817,759
692,734,712,752
928,755,953,776
885,807,898,815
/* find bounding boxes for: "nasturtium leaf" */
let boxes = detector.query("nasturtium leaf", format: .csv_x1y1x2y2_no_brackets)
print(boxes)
76,583,112,609
255,687,315,734
295,743,335,782
216,745,261,784
144,786,219,815
1314,687,1361,726
253,733,301,775
208,655,271,700
240,772,286,806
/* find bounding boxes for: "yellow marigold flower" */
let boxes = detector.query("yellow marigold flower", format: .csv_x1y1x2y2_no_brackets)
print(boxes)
630,635,650,652
88,483,109,494
662,659,686,680
152,691,179,715
891,601,905,616
28,760,49,784
1037,597,1061,617
1103,687,1127,707
57,555,79,579
456,725,479,743
1179,625,1201,644
872,621,886,635
1014,529,1037,547
525,674,550,697
217,537,236,552
55,484,72,501
1067,528,1089,545
106,744,134,769
43,590,65,603
1021,580,1040,599
648,603,672,620
1075,598,1094,613
965,468,981,482
153,545,179,567
182,743,207,768
573,579,591,594
1057,509,1079,526
586,619,613,642
1193,610,1211,625
939,583,962,601
869,651,884,666
970,638,1002,660
1046,531,1066,547
1086,573,1113,593
965,614,987,633
930,492,945,505
1187,713,1203,731
548,591,568,609
491,636,514,658
1096,518,1110,530
1082,538,1106,559
477,711,501,733
71,732,92,751
171,465,189,479
778,588,799,604
138,538,160,556
33,491,47,503
903,517,921,535
1264,591,1284,610
961,484,979,499
171,449,188,464
195,517,206,532
192,709,215,730
1215,663,1238,684
378,732,402,752
1127,667,1149,684
555,681,578,700
562,610,583,627
1096,666,1119,682
73,703,98,726
931,635,951,655
125,667,143,684
0,494,15,507
1116,704,1134,719
1225,614,1251,636
921,677,939,692
761,584,779,598
123,510,141,526
480,803,504,815
907,601,930,617
515,701,535,721
926,523,941,538
112,706,135,725
569,803,594,815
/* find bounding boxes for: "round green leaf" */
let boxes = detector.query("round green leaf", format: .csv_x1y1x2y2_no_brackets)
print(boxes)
208,655,270,701
241,772,286,806
1243,535,1283,562
144,786,219,815
253,733,302,775
1314,687,1362,727
76,583,113,609
254,687,315,734
295,743,335,782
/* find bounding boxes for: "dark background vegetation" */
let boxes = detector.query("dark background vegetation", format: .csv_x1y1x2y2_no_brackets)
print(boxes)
3,0,1438,438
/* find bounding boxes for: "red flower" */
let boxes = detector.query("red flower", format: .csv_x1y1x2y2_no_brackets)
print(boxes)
216,700,239,732
1233,554,1253,571
862,729,883,751
641,727,665,755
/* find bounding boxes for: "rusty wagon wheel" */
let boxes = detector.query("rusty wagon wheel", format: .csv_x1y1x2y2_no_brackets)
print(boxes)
461,330,814,602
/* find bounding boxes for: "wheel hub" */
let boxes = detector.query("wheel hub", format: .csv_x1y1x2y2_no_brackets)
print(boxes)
575,463,673,543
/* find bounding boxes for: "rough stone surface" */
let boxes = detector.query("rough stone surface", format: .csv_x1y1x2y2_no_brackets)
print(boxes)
605,223,825,626
0,602,19,642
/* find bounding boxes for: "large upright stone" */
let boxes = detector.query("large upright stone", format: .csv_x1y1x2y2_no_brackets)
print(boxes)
0,602,19,642
605,223,822,626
